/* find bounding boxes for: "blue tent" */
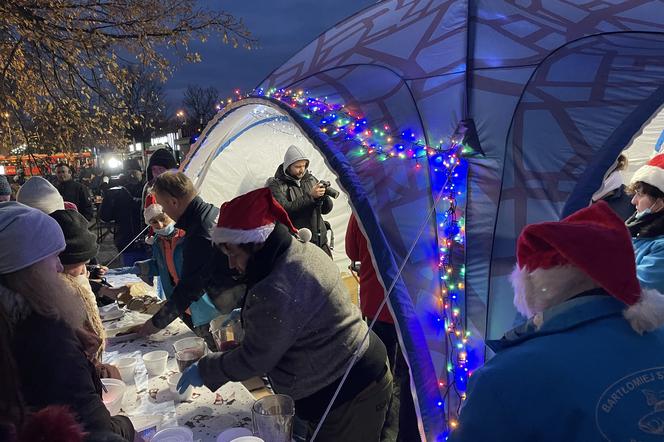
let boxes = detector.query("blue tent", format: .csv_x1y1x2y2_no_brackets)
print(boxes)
184,1,664,440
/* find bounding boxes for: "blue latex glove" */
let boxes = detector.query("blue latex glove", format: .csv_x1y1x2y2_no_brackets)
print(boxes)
221,308,242,327
177,362,204,393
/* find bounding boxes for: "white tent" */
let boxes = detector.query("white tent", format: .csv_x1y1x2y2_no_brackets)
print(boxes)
623,105,664,182
182,102,354,271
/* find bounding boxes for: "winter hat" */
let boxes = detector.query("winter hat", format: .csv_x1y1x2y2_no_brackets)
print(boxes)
512,201,664,334
50,209,98,265
212,187,309,244
283,145,309,170
0,202,66,274
16,176,65,214
630,153,664,194
144,193,164,223
147,148,177,182
0,175,10,197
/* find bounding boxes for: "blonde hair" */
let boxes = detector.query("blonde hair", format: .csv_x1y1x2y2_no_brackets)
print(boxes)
152,171,196,200
1,260,85,325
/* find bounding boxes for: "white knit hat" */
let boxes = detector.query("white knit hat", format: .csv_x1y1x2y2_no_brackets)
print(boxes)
16,176,65,214
0,202,66,274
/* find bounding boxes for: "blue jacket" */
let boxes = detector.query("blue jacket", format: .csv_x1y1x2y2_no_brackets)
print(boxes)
146,233,220,327
633,235,664,293
449,291,664,442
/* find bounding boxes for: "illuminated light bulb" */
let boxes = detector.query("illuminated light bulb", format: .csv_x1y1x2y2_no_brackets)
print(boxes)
450,420,459,429
439,381,445,387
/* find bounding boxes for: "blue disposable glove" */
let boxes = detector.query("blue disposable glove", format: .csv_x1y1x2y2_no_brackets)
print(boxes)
177,362,204,394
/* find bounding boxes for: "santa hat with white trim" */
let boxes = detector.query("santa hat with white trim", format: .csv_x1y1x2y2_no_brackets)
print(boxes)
511,201,664,334
144,193,164,224
630,153,664,193
212,187,311,244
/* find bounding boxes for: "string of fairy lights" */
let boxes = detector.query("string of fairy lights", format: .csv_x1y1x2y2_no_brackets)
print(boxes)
219,87,472,435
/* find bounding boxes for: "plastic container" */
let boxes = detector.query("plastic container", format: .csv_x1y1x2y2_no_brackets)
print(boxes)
142,350,168,376
252,394,294,442
216,427,252,442
209,314,243,353
151,426,194,442
101,378,126,416
173,337,207,372
113,357,137,383
229,437,264,442
167,373,193,402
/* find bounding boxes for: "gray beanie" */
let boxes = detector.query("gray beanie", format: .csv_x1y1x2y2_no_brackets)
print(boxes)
0,176,10,197
0,202,66,274
283,145,309,170
16,176,65,214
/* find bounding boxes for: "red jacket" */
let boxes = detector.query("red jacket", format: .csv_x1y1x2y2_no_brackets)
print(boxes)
345,215,394,324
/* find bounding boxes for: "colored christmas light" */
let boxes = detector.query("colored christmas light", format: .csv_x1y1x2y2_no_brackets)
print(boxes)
218,87,472,436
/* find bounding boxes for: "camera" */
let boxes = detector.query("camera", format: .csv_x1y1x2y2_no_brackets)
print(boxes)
319,180,340,199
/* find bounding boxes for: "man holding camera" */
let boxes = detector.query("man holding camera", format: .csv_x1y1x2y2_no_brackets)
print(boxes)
267,144,336,257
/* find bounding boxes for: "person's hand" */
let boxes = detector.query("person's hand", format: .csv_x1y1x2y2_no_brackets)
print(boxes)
127,320,160,337
98,285,129,300
177,362,204,393
97,363,121,380
98,266,108,276
310,182,326,199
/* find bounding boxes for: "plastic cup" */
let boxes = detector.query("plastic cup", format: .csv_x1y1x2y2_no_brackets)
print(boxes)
210,315,243,352
251,394,294,442
151,426,194,442
101,378,126,416
142,350,168,376
168,373,193,402
113,357,137,383
173,337,207,373
230,437,264,442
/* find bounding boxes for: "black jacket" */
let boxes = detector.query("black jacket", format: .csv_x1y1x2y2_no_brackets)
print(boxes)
151,196,222,329
1,287,134,440
57,180,94,220
600,185,635,221
99,186,144,252
267,165,333,248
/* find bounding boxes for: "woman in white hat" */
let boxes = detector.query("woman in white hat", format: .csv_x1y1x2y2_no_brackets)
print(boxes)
627,153,664,293
0,202,135,440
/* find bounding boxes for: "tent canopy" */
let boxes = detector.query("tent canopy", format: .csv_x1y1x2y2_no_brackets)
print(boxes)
185,1,664,440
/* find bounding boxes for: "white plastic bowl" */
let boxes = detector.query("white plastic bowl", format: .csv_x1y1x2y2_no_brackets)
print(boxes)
101,378,126,416
142,350,168,376
167,373,193,402
151,426,194,442
113,357,137,383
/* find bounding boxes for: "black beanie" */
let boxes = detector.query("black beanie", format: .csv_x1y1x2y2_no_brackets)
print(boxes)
50,209,98,264
147,148,177,181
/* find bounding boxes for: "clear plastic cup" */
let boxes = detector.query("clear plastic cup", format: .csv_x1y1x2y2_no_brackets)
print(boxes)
168,373,193,402
151,426,194,442
251,395,294,442
113,357,137,383
173,337,207,373
209,315,243,353
142,350,168,376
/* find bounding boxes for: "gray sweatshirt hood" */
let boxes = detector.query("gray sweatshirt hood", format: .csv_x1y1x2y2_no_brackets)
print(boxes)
283,145,309,170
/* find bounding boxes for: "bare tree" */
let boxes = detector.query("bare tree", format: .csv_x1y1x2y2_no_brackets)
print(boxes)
182,84,220,128
123,65,167,143
0,0,255,154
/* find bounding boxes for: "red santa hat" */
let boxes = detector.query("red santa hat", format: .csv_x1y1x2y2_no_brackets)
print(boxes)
144,193,164,224
512,201,664,334
630,153,664,193
212,187,311,244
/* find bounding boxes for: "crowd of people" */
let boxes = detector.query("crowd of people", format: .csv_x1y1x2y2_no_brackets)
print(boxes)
3,146,664,441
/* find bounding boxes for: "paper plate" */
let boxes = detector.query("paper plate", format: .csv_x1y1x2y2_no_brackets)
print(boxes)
216,427,253,442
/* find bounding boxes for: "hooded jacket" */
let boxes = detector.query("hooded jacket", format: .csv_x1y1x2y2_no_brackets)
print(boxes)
0,284,134,440
266,164,333,248
449,291,664,442
627,212,664,293
56,179,93,221
99,185,144,252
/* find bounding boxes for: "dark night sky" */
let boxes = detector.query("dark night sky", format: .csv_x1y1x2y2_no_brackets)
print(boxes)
164,0,377,107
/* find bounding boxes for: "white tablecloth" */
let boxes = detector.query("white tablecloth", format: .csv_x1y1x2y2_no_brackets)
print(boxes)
103,309,255,441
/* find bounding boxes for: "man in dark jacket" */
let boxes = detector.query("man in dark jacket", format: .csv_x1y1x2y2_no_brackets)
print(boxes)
55,163,94,220
267,145,335,256
99,184,147,266
132,171,235,338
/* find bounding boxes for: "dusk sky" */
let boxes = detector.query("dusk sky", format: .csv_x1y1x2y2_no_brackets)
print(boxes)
164,0,377,108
